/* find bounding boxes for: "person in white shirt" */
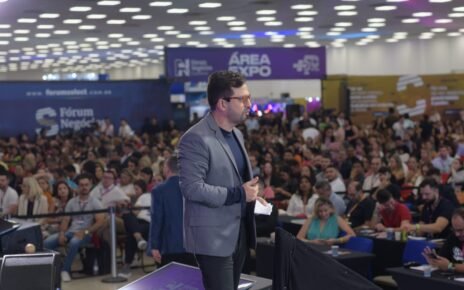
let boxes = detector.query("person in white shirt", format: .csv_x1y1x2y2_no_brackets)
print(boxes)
119,169,136,198
314,180,346,216
17,177,48,223
287,176,318,217
0,170,18,216
100,117,114,137
90,171,129,208
118,119,134,139
325,166,346,195
363,157,382,193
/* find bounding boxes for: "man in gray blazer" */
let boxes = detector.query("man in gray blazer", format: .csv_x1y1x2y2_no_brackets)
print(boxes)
178,71,260,290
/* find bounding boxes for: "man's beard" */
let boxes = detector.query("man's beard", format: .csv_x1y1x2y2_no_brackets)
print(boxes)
425,198,436,206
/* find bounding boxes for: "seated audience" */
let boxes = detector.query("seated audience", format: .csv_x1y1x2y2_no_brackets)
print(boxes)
345,180,376,229
0,170,18,216
402,178,455,239
297,198,355,245
17,177,48,222
314,180,346,216
423,208,464,273
286,176,317,217
372,189,411,231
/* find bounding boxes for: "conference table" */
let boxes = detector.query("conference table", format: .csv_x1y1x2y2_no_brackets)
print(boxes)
256,238,374,279
389,267,464,290
278,215,305,236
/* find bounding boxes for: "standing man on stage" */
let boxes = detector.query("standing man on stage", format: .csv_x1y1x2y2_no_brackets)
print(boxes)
178,71,260,290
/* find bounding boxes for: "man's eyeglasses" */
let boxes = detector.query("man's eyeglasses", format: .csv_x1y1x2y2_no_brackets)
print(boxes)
223,95,252,104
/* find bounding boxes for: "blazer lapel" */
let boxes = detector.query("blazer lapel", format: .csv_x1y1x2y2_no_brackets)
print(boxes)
205,113,241,179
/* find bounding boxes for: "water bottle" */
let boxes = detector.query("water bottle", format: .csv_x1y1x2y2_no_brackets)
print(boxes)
93,260,99,276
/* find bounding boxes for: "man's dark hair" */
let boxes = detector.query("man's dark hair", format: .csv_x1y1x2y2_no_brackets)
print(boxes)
133,179,147,193
452,208,464,221
63,164,76,173
419,177,439,190
426,167,441,177
378,166,391,175
166,156,179,174
207,71,246,110
314,180,331,190
0,169,9,179
350,180,362,192
141,167,153,180
377,189,392,204
76,173,94,184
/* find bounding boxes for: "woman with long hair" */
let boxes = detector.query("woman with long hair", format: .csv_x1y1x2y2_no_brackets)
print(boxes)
17,177,48,223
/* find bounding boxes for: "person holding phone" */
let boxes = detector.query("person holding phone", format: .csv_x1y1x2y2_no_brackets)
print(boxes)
423,208,464,273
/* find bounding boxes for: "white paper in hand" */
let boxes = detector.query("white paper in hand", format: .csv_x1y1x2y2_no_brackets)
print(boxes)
254,200,273,215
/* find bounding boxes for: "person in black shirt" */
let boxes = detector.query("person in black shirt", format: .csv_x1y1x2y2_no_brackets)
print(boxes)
427,167,460,207
402,178,455,239
373,167,401,201
424,208,464,272
345,180,376,229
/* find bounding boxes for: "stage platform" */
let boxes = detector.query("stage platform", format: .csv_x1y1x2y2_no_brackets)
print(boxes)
119,262,272,290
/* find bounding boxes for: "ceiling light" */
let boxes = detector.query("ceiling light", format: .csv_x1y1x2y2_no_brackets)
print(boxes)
413,12,433,17
448,32,461,36
270,38,284,42
338,11,357,16
230,27,247,31
213,38,226,42
14,37,29,42
150,38,165,42
17,18,36,23
54,30,70,35
194,26,211,31
335,22,352,27
107,19,126,24
85,37,99,42
199,31,214,35
228,21,245,26
132,15,152,20
40,13,60,18
283,44,296,48
177,34,192,38
158,26,174,30
14,29,29,34
435,18,452,23
108,33,123,38
143,34,158,38
120,7,141,13
0,41,8,46
79,25,96,30
367,35,380,39
257,17,275,21
327,32,340,36
369,23,385,27
118,37,132,42
240,34,255,39
291,4,313,9
70,6,92,12
0,33,12,37
97,1,120,6
299,34,314,39
362,27,377,32
256,10,276,15
429,0,452,2
376,5,397,11
454,7,464,12
199,2,222,8
449,13,464,17
298,27,313,31
189,21,207,25
431,28,446,32
167,44,180,48
331,27,346,31
386,0,407,2
368,18,386,23
186,41,200,45
334,5,356,10
0,24,10,29
295,17,313,22
63,19,82,24
167,8,189,14
297,11,318,16
165,30,180,35
305,41,320,47
217,16,235,21
402,18,420,23
265,21,282,26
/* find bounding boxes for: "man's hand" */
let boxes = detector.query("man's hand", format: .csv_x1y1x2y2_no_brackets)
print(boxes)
374,223,386,232
243,177,259,202
152,249,162,264
256,196,268,206
58,232,67,246
74,230,85,240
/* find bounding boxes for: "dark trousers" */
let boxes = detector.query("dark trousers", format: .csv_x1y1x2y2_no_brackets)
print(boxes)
195,221,248,290
160,252,197,267
122,213,149,264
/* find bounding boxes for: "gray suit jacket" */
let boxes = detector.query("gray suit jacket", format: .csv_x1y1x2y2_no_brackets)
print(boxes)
178,112,257,257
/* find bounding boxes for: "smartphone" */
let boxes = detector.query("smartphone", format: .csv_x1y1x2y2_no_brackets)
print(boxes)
427,249,439,259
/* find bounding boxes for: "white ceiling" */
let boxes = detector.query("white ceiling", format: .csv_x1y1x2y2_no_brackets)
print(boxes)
0,0,463,74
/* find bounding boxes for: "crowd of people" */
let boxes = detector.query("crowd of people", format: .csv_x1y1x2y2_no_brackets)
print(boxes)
1,105,464,279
